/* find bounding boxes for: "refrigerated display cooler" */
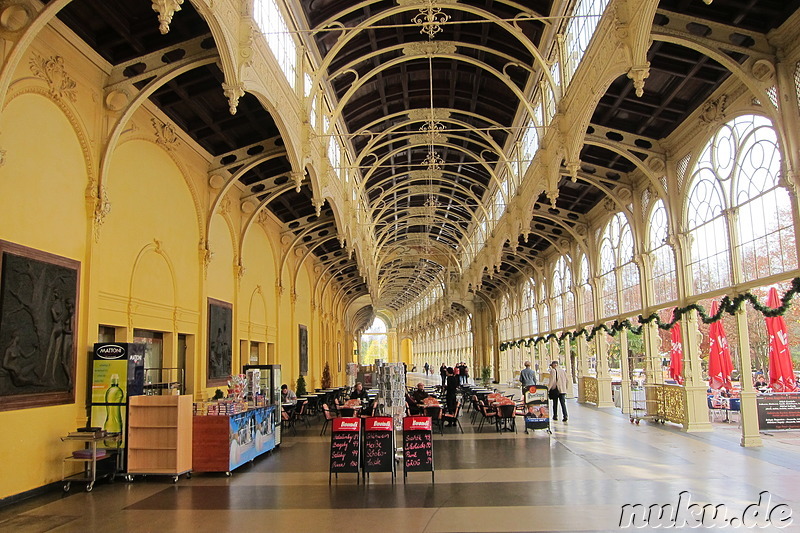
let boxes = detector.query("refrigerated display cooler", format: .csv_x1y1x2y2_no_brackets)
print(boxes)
242,364,282,445
90,342,145,471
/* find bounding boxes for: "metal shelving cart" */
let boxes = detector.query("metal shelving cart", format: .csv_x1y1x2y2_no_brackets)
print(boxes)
61,432,122,492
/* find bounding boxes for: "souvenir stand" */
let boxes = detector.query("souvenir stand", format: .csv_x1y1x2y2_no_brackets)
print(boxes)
523,385,551,435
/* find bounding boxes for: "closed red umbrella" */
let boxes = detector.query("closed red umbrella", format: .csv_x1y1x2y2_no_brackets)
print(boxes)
707,301,733,391
669,321,684,385
766,287,798,392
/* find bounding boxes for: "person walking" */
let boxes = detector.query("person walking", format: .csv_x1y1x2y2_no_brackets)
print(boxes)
519,361,537,397
424,362,429,376
547,360,569,422
439,363,447,390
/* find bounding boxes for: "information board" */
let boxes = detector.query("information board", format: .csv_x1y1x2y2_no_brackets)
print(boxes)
402,416,433,481
523,385,550,433
363,417,394,476
757,394,800,430
329,417,361,480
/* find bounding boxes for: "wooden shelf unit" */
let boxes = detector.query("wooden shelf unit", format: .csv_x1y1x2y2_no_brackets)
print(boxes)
127,395,192,479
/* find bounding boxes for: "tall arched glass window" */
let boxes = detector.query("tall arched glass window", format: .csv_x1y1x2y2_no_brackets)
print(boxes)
521,281,534,337
647,199,677,304
579,254,594,323
600,212,640,316
552,255,574,328
732,116,797,279
552,261,564,329
686,114,795,293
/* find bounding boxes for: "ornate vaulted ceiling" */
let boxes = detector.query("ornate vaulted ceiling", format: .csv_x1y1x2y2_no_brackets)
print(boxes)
46,0,800,329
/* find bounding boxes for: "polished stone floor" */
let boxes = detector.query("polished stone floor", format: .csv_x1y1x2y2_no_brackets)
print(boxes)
2,379,799,532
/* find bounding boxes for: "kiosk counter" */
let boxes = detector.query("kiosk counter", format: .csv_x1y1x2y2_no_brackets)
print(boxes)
192,403,278,474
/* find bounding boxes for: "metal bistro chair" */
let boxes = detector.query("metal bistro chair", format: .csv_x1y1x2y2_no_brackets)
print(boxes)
294,399,310,428
496,403,517,433
424,405,444,435
476,402,498,433
442,400,463,433
319,403,336,436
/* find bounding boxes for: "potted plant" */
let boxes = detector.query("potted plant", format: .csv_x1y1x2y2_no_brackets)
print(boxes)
481,366,492,388
296,375,308,397
321,362,332,389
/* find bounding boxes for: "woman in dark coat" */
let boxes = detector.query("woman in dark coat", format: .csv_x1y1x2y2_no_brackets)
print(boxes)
440,363,447,389
445,367,460,414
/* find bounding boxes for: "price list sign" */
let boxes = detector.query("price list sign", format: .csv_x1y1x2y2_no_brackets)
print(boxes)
402,416,434,482
329,417,361,482
363,417,395,478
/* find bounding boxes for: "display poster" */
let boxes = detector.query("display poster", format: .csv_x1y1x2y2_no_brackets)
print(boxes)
363,417,394,473
330,417,361,474
229,410,257,469
92,343,130,404
524,384,547,405
254,406,276,454
402,416,433,473
524,385,550,431
757,394,800,430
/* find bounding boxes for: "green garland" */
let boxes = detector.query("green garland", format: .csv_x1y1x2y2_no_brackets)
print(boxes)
499,277,800,351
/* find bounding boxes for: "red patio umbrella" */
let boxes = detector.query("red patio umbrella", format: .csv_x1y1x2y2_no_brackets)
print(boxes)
707,301,733,391
669,321,684,385
765,287,798,392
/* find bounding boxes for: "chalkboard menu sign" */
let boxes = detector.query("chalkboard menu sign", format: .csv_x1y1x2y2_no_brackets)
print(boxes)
364,417,395,477
329,417,361,481
402,416,434,481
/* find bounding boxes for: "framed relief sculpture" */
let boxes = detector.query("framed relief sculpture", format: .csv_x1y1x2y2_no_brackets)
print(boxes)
0,240,80,411
207,298,232,386
299,324,308,375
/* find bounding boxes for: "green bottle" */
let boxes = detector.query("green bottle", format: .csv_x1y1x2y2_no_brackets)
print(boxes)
104,374,124,435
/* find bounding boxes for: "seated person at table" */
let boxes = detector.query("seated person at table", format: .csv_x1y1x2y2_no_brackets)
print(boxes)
754,373,767,389
410,383,429,404
350,382,369,401
281,384,297,404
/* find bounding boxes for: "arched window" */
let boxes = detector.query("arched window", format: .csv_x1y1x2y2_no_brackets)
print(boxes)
647,199,677,304
732,116,796,279
599,213,640,317
686,114,795,293
578,253,594,323
552,261,564,329
552,255,574,328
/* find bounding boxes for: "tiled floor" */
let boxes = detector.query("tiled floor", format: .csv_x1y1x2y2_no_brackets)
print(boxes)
2,380,799,532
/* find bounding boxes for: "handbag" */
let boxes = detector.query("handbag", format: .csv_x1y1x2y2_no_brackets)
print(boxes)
548,387,560,400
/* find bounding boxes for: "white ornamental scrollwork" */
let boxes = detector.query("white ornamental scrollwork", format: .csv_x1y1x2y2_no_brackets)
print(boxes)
29,54,77,102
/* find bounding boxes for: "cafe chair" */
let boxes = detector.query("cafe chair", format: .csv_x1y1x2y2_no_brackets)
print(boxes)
496,403,517,433
469,395,481,424
294,399,310,428
282,405,298,436
359,399,378,418
476,402,498,433
442,401,463,433
319,403,336,436
424,405,444,435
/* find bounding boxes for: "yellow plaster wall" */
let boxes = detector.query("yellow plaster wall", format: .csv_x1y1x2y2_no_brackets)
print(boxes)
0,24,351,503
240,225,278,344
0,93,91,498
